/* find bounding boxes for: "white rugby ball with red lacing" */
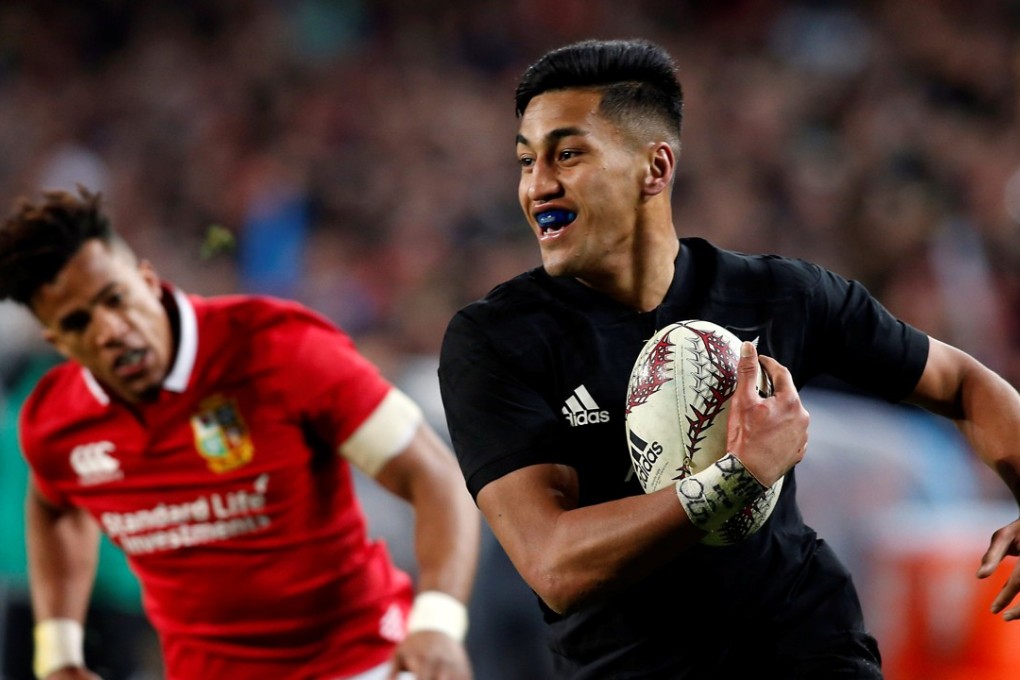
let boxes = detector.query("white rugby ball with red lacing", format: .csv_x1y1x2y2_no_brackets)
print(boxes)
624,319,783,546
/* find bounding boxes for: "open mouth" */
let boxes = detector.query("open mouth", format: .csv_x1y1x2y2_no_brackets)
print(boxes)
114,348,148,376
536,209,577,236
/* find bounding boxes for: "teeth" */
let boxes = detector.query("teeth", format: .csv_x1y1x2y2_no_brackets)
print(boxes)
537,210,576,230
117,349,145,368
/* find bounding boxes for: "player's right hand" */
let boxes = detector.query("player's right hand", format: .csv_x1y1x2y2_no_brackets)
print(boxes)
726,341,809,486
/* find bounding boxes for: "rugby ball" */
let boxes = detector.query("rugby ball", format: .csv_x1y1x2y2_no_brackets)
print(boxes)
624,320,783,546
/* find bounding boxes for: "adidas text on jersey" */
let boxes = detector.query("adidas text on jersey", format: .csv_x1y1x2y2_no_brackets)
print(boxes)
562,385,610,427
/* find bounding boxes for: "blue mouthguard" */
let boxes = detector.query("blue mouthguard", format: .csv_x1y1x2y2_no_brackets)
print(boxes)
537,210,577,228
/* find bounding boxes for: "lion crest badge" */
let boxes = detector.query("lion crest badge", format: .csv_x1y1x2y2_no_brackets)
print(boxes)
190,395,254,473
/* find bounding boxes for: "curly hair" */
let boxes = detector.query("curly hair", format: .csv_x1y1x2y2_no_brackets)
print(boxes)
0,186,117,307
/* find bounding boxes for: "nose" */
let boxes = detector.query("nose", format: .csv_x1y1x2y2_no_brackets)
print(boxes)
527,159,563,203
92,307,129,346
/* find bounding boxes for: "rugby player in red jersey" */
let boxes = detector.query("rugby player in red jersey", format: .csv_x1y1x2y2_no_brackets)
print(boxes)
0,187,479,680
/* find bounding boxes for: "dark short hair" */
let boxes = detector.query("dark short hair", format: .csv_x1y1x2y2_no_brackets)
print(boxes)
514,38,683,147
0,186,117,306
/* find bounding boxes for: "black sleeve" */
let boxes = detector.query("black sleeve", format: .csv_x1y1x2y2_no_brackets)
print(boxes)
805,266,929,402
439,310,571,500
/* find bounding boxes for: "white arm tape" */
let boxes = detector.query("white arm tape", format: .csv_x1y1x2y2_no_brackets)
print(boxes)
33,618,85,679
676,453,767,532
407,590,469,643
340,388,423,477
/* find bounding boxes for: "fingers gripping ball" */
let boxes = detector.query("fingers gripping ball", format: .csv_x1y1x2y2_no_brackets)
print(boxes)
624,320,783,546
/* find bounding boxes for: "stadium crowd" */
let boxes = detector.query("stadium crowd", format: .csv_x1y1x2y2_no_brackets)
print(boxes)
0,0,1017,379
0,1,1018,679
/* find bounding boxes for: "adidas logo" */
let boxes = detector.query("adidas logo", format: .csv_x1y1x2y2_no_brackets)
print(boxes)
627,429,664,486
562,385,610,427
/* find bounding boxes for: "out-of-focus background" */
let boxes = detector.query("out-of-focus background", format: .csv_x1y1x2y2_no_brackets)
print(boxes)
1,1,1018,678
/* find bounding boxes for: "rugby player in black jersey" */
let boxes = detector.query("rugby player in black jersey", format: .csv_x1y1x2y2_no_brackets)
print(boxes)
438,38,1020,679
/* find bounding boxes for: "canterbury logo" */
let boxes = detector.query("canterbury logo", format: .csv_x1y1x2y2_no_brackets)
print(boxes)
70,441,123,485
562,385,610,427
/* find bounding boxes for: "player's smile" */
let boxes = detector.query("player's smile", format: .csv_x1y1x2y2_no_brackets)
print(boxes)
535,209,577,239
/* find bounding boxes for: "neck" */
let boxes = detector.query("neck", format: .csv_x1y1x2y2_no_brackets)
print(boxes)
577,225,680,312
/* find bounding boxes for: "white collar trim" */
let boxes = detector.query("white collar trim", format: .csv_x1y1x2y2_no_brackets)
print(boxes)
82,367,110,406
163,287,197,393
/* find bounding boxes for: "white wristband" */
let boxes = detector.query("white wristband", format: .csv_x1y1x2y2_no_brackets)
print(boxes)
676,453,767,532
33,618,85,679
406,591,468,643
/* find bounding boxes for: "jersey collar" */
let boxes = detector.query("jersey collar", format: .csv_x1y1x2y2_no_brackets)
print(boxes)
537,239,696,319
163,286,198,392
80,286,198,404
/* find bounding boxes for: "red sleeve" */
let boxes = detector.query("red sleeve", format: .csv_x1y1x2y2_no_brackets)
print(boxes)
269,313,393,448
19,382,72,508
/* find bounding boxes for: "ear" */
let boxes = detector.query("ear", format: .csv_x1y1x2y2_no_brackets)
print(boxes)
40,328,72,360
642,142,675,197
138,259,161,295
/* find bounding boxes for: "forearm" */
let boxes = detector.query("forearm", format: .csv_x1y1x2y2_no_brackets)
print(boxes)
955,363,1020,505
479,462,706,615
375,424,480,602
387,426,478,647
535,487,704,611
410,477,479,602
25,485,101,622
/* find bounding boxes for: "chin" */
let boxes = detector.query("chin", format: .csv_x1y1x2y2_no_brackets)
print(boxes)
540,251,572,278
138,385,162,403
118,374,162,404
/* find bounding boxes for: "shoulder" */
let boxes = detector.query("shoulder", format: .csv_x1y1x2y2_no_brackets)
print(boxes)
453,267,556,323
19,362,92,457
685,237,826,297
191,295,361,385
22,361,85,418
198,294,345,342
443,267,565,357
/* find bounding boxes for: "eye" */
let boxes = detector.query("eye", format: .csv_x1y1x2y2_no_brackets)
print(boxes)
518,154,535,169
558,149,581,163
60,310,91,334
104,290,125,308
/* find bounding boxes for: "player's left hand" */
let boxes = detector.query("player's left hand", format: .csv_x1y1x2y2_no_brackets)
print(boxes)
390,630,473,680
977,516,1020,620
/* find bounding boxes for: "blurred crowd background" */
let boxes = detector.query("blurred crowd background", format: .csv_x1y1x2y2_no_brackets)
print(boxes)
1,1,1019,679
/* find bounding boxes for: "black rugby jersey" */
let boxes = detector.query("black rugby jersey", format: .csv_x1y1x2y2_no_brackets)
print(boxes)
439,237,928,677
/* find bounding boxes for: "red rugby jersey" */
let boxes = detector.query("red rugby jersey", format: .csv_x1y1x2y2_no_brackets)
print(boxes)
19,288,415,680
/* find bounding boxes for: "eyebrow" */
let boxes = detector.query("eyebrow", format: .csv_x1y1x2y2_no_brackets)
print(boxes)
56,282,118,332
516,126,588,147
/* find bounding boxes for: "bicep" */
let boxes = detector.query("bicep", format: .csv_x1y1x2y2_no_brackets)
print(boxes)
908,338,970,419
372,422,458,501
339,388,423,479
25,476,79,526
25,478,100,549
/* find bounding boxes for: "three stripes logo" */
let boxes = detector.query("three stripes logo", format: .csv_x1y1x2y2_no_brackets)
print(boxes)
627,429,664,486
562,385,610,427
